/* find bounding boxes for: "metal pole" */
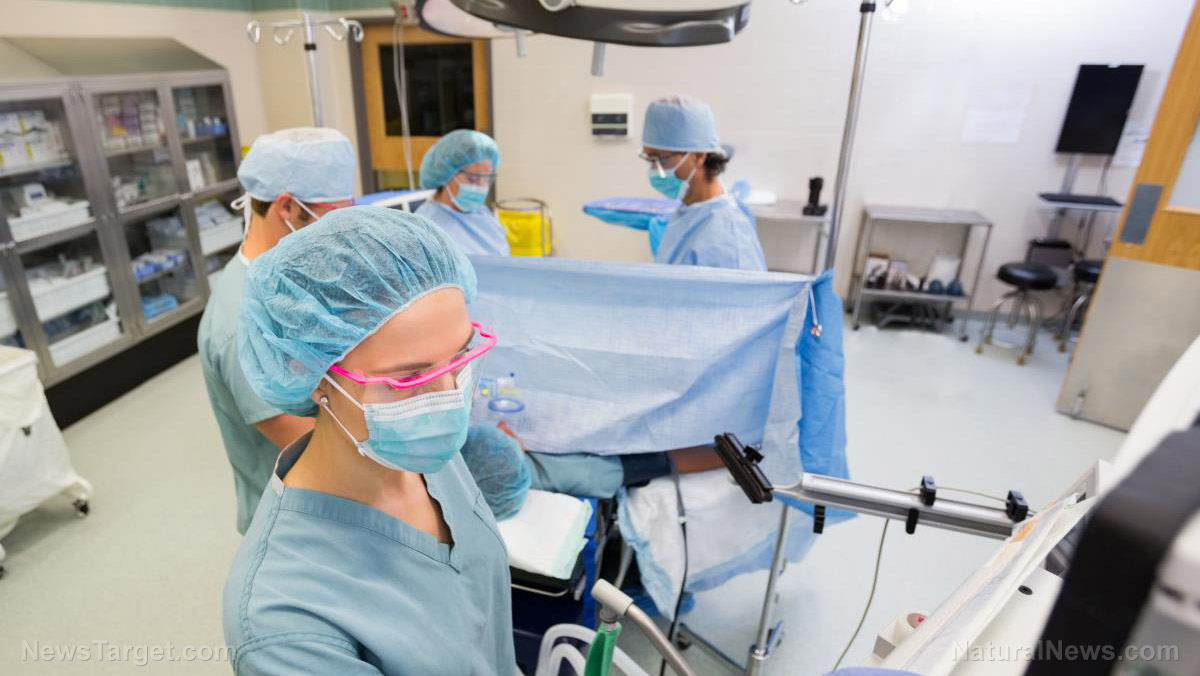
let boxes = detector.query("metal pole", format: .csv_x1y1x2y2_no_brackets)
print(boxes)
591,581,701,676
747,505,792,676
303,13,324,127
824,2,877,272
591,42,607,77
1049,153,1081,239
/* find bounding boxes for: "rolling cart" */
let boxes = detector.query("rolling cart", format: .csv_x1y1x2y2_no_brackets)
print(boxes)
0,346,92,578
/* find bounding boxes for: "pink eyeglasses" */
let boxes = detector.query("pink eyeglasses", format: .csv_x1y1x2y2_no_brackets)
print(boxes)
329,322,496,390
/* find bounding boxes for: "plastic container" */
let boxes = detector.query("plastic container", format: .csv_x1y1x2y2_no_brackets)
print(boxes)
486,374,526,432
497,199,553,257
199,218,243,255
141,293,179,320
29,267,110,321
48,318,121,366
8,201,91,242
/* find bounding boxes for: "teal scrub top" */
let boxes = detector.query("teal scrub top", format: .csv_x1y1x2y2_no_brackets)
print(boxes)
198,254,286,534
525,453,624,499
224,433,515,675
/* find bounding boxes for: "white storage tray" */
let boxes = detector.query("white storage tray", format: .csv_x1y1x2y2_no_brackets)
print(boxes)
0,292,16,337
30,266,110,321
49,318,121,367
9,201,92,243
200,218,243,256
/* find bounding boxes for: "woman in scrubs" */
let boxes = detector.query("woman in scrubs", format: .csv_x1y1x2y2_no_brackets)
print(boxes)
223,206,513,675
415,129,510,256
640,96,767,271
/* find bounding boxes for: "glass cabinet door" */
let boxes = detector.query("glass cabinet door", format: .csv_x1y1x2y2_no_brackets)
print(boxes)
19,233,125,369
0,268,23,349
190,186,244,288
93,89,178,211
172,85,237,192
123,205,203,325
0,94,122,367
0,96,97,251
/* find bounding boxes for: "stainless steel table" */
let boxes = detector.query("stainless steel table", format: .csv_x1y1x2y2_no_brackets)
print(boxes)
849,205,994,340
749,199,830,273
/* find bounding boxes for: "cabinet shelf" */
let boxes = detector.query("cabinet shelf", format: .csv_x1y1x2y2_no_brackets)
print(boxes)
103,142,167,159
0,156,74,179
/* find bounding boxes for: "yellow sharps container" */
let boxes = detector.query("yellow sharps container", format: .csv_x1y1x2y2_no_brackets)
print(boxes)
496,198,554,257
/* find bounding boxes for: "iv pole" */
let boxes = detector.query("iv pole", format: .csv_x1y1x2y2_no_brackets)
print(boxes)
824,1,877,271
246,13,364,127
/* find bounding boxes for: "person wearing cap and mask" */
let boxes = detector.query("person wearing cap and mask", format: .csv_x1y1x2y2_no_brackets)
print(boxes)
224,206,514,675
641,96,766,270
414,129,510,256
198,127,355,534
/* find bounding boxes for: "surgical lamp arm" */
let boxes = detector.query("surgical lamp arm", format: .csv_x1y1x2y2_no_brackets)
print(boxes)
714,433,1027,541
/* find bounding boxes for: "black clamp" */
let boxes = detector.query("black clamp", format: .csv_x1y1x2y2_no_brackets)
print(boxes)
1006,491,1029,522
919,475,937,506
905,475,937,534
813,505,826,534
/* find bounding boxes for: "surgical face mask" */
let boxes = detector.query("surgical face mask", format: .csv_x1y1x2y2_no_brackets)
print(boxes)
319,362,479,474
283,199,322,233
451,181,490,213
648,157,697,200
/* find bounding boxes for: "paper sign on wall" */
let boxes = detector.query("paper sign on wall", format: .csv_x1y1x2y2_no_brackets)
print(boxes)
961,85,1033,146
1113,123,1150,169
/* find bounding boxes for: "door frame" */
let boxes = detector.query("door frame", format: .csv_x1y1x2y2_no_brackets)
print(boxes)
348,18,493,194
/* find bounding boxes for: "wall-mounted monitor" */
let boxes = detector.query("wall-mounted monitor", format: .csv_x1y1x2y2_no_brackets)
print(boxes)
1055,64,1143,155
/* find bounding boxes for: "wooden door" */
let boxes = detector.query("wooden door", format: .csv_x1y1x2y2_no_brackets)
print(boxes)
360,23,491,189
1057,1,1200,428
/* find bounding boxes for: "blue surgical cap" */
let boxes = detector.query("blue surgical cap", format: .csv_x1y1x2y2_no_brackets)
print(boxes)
237,127,356,203
238,206,477,416
461,425,531,521
419,129,500,189
641,95,725,155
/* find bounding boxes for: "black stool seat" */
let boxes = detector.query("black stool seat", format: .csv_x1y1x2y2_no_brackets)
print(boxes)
998,262,1057,291
1074,259,1102,284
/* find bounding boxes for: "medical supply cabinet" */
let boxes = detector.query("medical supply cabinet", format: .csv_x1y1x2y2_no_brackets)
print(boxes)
0,38,243,386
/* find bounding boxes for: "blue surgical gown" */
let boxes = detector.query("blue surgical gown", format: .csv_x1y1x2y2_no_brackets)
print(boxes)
416,200,510,256
654,193,766,271
223,433,516,675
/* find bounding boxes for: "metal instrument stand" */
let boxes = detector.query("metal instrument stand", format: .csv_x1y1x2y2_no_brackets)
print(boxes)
246,13,363,127
596,434,1025,676
849,205,993,340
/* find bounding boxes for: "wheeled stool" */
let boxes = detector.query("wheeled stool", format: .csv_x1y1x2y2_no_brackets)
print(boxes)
1056,259,1102,352
976,262,1057,365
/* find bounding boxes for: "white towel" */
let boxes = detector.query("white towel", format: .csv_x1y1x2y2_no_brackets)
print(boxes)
499,489,592,580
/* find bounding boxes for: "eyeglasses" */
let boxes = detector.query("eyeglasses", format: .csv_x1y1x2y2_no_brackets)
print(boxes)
329,322,497,392
637,151,686,177
457,171,497,187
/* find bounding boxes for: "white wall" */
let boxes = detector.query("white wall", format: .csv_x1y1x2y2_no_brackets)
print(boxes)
490,0,1193,303
0,0,269,144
